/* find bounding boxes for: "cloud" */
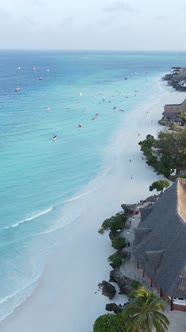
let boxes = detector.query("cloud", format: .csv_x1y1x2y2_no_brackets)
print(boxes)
0,9,11,22
58,17,75,28
85,14,117,31
103,1,135,13
21,16,35,25
32,0,40,4
154,16,167,22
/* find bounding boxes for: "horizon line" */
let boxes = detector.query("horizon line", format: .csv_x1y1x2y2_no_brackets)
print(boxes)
0,48,186,53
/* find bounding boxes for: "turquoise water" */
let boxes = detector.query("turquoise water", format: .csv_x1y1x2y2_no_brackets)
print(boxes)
0,50,186,319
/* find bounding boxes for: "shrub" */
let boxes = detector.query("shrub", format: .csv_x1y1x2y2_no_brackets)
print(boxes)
108,252,123,268
139,134,156,150
93,313,126,332
112,237,127,251
98,213,127,235
149,179,170,193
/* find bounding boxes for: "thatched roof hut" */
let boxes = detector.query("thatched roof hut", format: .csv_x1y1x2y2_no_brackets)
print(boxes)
162,98,186,122
176,67,186,78
133,178,186,299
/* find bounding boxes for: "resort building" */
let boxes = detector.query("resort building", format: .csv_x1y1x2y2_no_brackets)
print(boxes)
133,178,186,311
162,67,186,91
160,98,186,125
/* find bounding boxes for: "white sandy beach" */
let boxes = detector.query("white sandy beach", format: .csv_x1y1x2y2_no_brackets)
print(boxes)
1,81,186,332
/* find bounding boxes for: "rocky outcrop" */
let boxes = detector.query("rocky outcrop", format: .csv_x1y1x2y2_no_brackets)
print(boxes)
100,280,116,299
105,303,122,313
121,204,137,214
109,269,132,294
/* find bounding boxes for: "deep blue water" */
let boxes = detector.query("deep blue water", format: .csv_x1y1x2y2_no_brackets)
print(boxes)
0,50,186,319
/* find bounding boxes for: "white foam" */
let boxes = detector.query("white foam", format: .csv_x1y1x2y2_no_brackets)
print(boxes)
4,208,53,230
0,271,41,320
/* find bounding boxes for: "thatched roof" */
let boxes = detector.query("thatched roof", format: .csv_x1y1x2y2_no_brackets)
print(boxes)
171,67,182,71
177,68,186,78
162,98,186,122
171,67,186,78
144,195,159,203
133,178,186,298
139,206,154,223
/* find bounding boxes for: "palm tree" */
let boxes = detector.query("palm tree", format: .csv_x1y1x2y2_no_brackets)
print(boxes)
122,286,170,332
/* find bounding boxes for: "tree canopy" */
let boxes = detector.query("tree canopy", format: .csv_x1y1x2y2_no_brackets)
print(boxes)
139,127,186,177
122,286,170,332
93,313,126,332
155,128,186,175
98,213,127,235
149,180,170,193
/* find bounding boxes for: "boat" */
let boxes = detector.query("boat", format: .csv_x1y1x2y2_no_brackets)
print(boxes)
15,86,21,92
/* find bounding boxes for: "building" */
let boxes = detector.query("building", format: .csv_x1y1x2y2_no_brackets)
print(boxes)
161,98,186,124
133,178,186,311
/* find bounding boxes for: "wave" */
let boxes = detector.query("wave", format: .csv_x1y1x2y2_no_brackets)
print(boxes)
0,272,41,322
0,274,38,305
63,185,101,203
64,166,112,203
4,207,53,230
3,167,112,234
41,207,87,236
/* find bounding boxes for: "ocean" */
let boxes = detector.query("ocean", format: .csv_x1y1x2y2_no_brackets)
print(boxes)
0,50,186,320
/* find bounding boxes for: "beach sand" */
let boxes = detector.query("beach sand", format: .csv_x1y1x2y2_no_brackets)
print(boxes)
1,82,186,332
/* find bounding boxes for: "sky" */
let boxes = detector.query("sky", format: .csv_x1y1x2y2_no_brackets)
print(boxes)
1,0,186,50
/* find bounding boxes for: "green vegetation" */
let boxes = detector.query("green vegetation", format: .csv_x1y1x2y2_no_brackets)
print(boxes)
178,111,186,126
122,286,170,332
93,313,126,332
149,179,170,193
112,236,127,250
139,127,186,178
139,134,156,152
98,213,127,235
155,128,186,176
130,280,142,290
93,286,169,332
108,251,125,268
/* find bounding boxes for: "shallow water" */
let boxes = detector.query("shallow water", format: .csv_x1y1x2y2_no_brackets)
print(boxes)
0,50,186,320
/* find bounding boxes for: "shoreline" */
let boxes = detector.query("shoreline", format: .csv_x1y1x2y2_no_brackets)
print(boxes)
1,79,186,332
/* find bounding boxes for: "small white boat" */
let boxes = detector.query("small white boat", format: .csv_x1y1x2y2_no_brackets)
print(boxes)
15,87,21,92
